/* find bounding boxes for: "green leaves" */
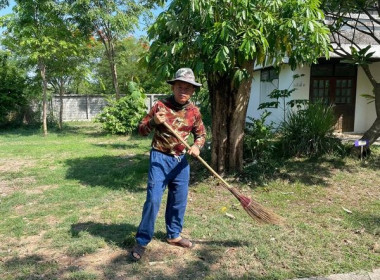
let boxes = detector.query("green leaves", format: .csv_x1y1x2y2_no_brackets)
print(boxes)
214,45,230,71
0,0,9,9
146,0,331,82
2,0,81,64
342,46,375,66
96,84,147,135
0,50,28,126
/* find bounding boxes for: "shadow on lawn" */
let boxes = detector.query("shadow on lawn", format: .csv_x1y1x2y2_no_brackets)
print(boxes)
275,157,348,187
65,154,149,191
93,142,144,151
347,212,380,236
2,254,71,279
71,222,138,248
70,221,260,279
102,236,255,280
363,150,380,172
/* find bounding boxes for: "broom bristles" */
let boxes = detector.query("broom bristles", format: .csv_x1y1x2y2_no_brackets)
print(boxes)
244,199,284,225
228,187,284,225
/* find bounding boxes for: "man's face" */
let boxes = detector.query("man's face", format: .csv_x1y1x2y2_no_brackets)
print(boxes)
172,81,195,104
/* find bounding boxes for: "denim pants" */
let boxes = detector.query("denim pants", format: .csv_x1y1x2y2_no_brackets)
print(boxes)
135,149,190,246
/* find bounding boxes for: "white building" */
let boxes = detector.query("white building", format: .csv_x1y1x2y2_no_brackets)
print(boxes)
247,59,379,133
247,10,380,133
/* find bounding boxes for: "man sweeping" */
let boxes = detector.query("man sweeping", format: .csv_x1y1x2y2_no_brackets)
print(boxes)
131,68,206,261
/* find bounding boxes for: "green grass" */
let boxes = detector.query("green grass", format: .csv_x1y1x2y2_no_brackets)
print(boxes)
0,122,379,280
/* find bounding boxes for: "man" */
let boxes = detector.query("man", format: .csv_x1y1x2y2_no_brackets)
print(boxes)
130,68,206,261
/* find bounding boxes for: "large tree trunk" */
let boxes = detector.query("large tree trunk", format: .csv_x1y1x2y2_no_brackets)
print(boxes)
39,60,48,136
208,62,254,173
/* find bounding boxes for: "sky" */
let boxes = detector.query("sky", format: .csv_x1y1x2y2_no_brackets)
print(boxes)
0,1,167,39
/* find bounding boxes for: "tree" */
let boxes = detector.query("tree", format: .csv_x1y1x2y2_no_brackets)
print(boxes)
322,0,380,149
0,0,8,9
146,0,331,173
1,0,81,135
46,46,91,129
93,36,169,95
0,50,28,126
67,0,163,99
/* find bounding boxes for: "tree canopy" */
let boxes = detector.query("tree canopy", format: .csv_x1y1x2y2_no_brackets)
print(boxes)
0,0,8,9
67,0,164,98
146,0,331,172
1,0,82,135
0,50,28,126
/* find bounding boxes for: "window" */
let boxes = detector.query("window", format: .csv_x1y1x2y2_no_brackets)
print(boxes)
260,67,279,82
260,67,279,104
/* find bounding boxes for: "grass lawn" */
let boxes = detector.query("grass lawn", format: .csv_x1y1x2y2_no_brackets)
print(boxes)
0,122,379,280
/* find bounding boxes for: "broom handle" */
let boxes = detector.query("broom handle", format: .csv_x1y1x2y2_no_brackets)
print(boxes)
163,122,233,191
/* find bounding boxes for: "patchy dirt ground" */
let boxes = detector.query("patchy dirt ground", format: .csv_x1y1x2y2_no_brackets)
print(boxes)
0,143,378,279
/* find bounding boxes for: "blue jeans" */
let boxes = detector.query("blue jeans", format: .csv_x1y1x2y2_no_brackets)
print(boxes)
135,149,190,246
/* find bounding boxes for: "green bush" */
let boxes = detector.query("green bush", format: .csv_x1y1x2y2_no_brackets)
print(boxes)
279,101,343,157
96,82,147,135
244,112,276,161
0,52,28,127
242,112,281,183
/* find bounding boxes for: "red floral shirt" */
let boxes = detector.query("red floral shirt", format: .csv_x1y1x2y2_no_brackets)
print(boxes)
138,96,206,155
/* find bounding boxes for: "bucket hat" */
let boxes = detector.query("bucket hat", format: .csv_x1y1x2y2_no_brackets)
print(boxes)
167,68,202,87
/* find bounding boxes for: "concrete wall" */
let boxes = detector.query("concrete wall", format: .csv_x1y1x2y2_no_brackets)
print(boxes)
50,94,167,121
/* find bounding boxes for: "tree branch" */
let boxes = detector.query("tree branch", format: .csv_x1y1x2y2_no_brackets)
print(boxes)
362,9,380,25
361,64,378,88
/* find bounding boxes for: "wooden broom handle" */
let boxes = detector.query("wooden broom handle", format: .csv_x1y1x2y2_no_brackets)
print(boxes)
163,121,232,190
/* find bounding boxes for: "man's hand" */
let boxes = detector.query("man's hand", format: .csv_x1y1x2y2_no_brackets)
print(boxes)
153,110,166,124
188,145,200,157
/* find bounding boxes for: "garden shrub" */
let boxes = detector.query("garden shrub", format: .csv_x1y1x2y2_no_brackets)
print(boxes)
244,112,276,162
242,112,281,183
279,101,344,157
96,81,147,135
0,52,28,127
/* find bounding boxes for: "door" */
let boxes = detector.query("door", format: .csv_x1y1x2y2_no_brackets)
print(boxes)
310,61,357,132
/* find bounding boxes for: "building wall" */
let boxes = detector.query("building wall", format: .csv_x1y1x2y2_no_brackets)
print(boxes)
247,65,311,129
354,62,379,133
246,62,378,133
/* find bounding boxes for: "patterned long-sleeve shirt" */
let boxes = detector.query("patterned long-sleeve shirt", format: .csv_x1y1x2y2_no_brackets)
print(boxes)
138,95,206,156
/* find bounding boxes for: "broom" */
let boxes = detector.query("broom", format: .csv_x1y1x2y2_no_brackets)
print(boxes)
163,122,283,225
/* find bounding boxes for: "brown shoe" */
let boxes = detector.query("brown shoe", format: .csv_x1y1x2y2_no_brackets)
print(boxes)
167,237,195,248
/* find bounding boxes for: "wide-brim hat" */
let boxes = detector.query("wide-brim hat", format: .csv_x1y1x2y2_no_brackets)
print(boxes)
167,68,202,87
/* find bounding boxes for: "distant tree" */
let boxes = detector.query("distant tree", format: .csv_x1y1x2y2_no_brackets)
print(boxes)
93,37,169,95
322,0,380,150
46,50,91,129
1,0,81,135
45,29,93,129
67,0,163,99
0,0,8,9
147,0,331,172
0,51,28,126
